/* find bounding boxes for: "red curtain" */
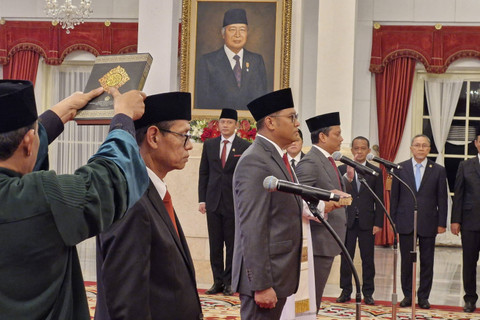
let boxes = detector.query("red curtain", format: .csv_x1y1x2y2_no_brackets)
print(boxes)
3,50,40,85
374,57,416,246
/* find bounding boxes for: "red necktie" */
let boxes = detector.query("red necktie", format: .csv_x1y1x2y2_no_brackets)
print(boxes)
163,190,179,236
328,156,342,188
221,140,229,168
282,153,294,181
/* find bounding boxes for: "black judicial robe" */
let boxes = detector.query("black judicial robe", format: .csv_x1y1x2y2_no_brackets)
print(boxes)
0,115,148,320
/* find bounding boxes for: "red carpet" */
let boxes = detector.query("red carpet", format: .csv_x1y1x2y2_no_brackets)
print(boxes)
85,282,479,319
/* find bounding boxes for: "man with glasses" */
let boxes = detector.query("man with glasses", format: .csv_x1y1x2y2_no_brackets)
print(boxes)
295,111,347,311
95,92,203,320
198,108,251,296
390,134,447,310
232,88,304,319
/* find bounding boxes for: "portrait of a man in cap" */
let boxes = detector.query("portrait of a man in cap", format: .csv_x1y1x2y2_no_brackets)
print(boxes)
194,3,275,110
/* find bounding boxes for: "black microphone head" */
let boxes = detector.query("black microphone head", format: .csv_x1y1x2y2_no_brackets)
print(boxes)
331,151,343,161
366,153,375,161
263,176,278,192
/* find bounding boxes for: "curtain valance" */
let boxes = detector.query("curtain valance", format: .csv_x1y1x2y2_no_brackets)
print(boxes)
0,21,138,65
370,25,480,74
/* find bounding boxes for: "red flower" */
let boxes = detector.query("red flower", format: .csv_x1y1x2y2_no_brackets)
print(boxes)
201,122,220,142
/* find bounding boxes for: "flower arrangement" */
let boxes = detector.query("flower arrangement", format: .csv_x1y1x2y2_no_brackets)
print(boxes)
190,118,257,143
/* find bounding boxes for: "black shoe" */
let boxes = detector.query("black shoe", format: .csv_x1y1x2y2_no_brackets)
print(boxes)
364,296,375,305
464,301,476,313
418,299,430,309
399,297,412,307
336,293,351,303
205,283,224,294
223,285,234,296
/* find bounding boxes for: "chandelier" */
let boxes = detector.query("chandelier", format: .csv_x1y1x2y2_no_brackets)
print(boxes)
45,0,93,34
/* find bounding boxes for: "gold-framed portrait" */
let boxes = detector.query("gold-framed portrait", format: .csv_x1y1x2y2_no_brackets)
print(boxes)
180,0,292,119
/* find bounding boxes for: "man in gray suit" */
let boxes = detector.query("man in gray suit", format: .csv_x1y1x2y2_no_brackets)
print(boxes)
232,88,303,319
295,112,347,311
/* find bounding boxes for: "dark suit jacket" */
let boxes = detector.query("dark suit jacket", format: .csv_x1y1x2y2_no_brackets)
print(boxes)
295,146,347,257
452,156,480,231
198,135,251,212
390,158,448,237
232,137,303,298
95,182,203,320
338,162,384,230
195,47,267,110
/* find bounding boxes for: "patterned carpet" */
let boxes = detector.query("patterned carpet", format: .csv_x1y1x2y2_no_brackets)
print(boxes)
85,282,479,319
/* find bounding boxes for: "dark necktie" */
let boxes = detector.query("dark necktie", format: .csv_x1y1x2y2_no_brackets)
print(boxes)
282,153,294,181
163,190,179,236
354,172,361,192
221,140,229,168
290,158,296,171
328,156,342,188
233,55,241,88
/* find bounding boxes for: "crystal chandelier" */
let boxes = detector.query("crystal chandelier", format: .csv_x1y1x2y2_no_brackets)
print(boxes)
45,0,93,34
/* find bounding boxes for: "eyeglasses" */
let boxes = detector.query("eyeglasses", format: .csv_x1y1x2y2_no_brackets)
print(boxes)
411,144,430,149
270,113,299,123
158,128,192,147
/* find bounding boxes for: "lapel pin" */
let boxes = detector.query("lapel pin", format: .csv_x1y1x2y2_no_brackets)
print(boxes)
232,148,236,152
246,62,250,72
429,164,432,168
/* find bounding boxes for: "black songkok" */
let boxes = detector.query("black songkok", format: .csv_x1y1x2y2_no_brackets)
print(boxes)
0,80,38,133
134,92,191,130
247,88,294,122
306,112,341,133
223,8,248,27
219,108,238,121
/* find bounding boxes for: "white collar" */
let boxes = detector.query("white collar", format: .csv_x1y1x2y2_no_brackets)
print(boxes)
146,167,167,199
257,134,284,158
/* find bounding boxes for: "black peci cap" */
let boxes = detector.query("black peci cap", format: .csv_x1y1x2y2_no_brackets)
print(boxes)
0,80,38,133
247,88,294,122
223,8,248,27
219,108,237,121
305,112,340,133
134,92,191,130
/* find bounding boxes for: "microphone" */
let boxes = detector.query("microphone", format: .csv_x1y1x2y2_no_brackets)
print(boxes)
263,176,340,202
366,153,402,170
331,151,379,176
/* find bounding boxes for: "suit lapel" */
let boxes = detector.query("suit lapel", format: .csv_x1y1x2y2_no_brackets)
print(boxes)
218,49,240,90
315,148,342,189
419,160,434,191
146,184,190,263
211,137,222,167
224,136,239,170
404,161,417,193
473,157,480,178
257,138,303,209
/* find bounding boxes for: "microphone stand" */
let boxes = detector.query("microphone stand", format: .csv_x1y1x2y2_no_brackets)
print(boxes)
357,174,399,319
388,169,418,320
307,201,361,320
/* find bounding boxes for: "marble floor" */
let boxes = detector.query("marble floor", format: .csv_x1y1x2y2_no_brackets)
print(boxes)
79,238,470,308
322,245,466,307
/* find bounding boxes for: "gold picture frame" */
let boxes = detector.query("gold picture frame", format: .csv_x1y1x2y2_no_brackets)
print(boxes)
180,0,292,119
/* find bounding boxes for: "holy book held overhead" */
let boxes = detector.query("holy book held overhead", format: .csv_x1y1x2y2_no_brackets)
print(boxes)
75,53,153,124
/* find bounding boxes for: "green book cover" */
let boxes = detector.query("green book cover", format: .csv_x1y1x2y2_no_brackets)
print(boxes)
75,52,153,124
